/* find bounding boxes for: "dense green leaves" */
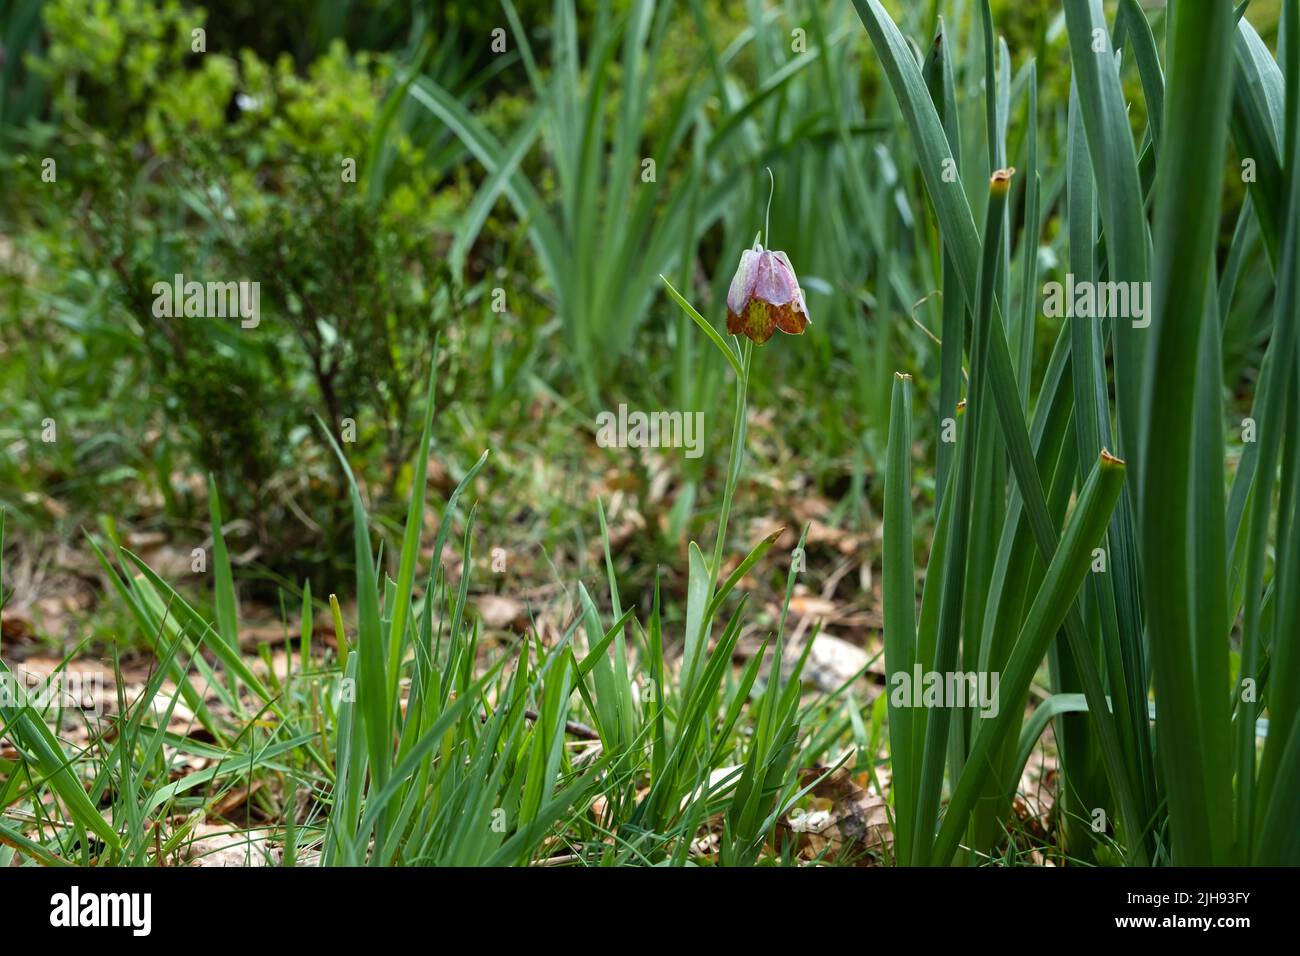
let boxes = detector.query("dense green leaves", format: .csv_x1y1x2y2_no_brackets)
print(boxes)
865,0,1300,866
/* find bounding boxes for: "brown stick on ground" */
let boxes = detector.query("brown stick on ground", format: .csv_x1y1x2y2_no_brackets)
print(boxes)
479,708,601,741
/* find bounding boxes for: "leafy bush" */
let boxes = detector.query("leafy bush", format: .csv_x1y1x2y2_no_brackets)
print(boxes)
2,1,460,577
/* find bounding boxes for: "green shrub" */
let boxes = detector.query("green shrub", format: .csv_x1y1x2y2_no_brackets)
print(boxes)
3,0,461,578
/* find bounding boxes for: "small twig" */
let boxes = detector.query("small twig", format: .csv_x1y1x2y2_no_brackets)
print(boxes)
480,708,601,741
528,708,601,741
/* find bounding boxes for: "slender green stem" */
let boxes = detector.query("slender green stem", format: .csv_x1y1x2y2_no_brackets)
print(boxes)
711,339,754,589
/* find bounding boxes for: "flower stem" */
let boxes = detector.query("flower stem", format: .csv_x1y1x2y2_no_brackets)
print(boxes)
709,338,753,589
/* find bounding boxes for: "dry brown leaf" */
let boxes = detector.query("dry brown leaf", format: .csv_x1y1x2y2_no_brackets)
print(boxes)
210,780,267,823
1,607,34,642
777,764,893,864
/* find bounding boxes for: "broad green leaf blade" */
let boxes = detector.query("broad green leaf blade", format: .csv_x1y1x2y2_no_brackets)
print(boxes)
1139,0,1236,866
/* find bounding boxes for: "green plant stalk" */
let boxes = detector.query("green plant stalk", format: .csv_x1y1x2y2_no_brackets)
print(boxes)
911,169,1010,865
1140,0,1236,865
1063,80,1124,864
932,450,1127,864
683,336,751,700
921,20,964,509
1070,73,1159,863
1063,0,1148,461
661,272,753,698
1062,1,1163,861
710,339,754,589
968,329,1079,857
852,0,1150,861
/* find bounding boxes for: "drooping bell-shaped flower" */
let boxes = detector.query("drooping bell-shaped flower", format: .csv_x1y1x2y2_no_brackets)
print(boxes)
725,243,810,345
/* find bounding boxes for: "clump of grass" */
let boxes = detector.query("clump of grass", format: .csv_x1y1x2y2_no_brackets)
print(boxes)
0,325,837,865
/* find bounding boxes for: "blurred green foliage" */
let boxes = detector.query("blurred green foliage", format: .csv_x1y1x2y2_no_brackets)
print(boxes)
2,0,464,583
0,0,1275,592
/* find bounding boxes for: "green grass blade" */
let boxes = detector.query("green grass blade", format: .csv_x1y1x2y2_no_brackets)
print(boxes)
206,474,240,694
883,372,918,864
